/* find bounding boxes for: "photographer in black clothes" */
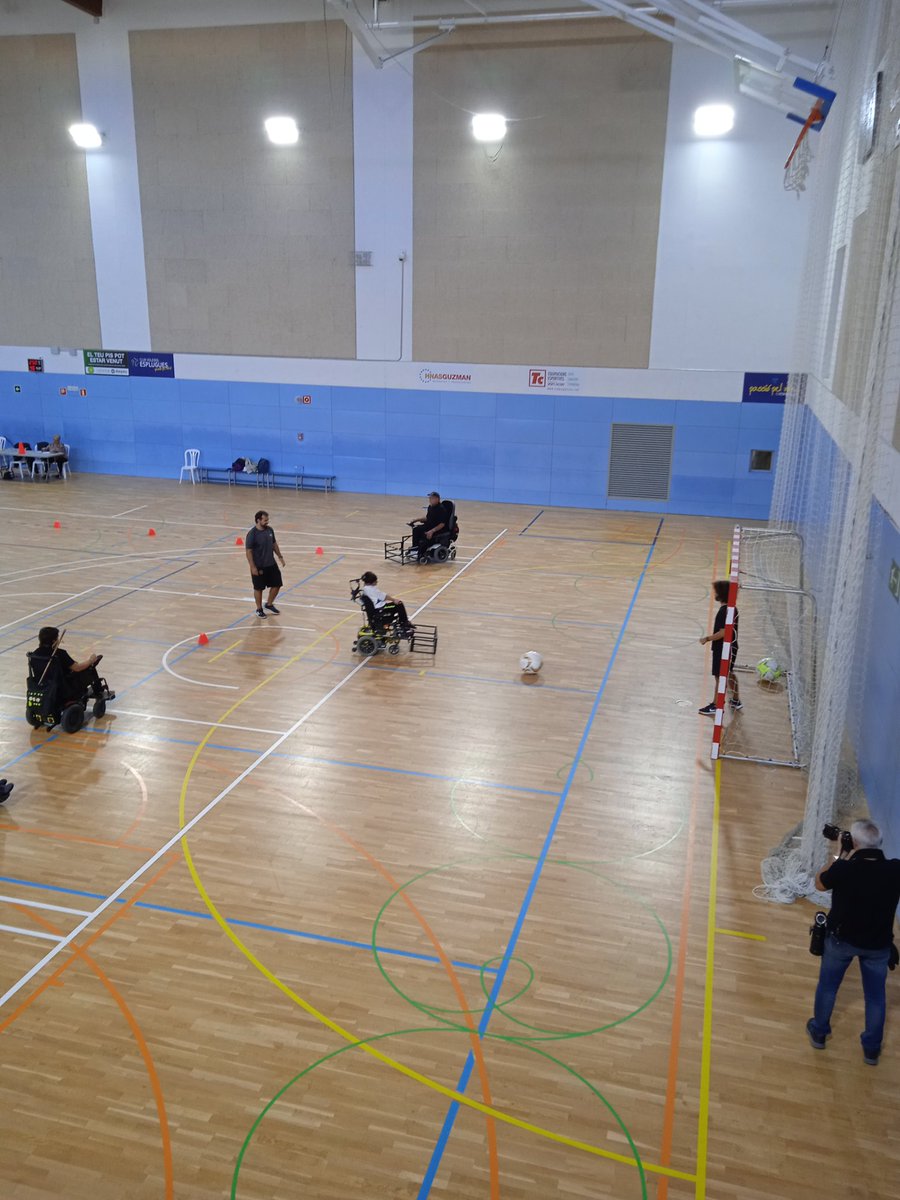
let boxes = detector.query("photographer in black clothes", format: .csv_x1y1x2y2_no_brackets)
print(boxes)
410,492,449,553
807,819,900,1064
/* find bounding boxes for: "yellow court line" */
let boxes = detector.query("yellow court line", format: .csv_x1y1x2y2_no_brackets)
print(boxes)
695,758,722,1200
207,638,243,664
715,928,766,942
176,616,696,1183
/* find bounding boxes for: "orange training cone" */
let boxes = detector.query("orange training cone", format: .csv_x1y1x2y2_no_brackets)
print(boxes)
147,528,156,537
315,546,324,555
53,520,61,529
197,632,209,646
235,536,244,546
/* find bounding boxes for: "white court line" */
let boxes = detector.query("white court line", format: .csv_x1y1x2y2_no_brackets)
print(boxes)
0,894,92,917
0,527,507,1011
161,623,316,690
110,504,148,518
0,586,99,634
0,693,287,736
0,924,63,943
0,542,381,588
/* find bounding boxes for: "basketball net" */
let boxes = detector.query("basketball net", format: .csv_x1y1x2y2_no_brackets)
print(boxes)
784,101,824,195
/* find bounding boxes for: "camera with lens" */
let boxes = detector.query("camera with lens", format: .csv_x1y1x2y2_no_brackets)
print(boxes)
822,823,854,852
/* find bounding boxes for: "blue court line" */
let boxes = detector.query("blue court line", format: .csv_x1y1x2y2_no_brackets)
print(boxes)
0,714,562,797
415,516,664,1198
520,533,653,546
0,559,200,655
0,732,59,772
0,873,499,975
519,509,544,534
280,555,345,593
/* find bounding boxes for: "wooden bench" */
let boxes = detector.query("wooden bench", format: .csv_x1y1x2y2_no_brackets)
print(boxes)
267,470,336,492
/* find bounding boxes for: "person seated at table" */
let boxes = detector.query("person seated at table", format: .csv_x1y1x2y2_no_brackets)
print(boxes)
30,627,113,703
47,435,67,476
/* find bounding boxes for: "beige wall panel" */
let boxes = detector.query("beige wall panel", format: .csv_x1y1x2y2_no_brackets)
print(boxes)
130,23,355,358
413,23,670,367
0,34,100,348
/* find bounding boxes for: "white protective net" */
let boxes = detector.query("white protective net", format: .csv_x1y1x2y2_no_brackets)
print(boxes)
758,0,900,903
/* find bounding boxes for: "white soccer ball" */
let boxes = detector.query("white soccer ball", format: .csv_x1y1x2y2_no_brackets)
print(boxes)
756,657,784,683
520,650,543,674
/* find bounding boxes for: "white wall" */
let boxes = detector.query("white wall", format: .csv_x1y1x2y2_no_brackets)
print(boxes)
649,38,817,372
352,38,413,361
76,24,151,350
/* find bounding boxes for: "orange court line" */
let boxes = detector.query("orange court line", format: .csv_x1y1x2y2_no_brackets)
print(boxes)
278,789,501,1199
11,902,174,1199
655,539,720,1199
0,858,177,1035
0,822,158,854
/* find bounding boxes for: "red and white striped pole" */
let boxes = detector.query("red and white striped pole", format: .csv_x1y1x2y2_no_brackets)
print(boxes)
711,525,741,760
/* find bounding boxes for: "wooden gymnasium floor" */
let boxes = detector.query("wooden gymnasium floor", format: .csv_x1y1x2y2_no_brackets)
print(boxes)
0,477,897,1200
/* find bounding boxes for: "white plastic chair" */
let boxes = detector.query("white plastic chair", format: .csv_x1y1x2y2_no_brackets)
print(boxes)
0,437,6,450
63,444,72,478
179,448,201,484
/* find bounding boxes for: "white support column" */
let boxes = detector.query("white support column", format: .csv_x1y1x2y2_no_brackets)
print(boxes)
352,39,413,361
75,24,151,351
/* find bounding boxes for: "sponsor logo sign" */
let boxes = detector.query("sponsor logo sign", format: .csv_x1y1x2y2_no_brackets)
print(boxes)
129,352,175,378
528,367,581,392
742,372,788,403
83,349,176,377
419,368,473,384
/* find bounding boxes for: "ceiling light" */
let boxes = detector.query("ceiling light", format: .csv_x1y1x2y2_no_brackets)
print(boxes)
264,116,300,146
69,123,102,149
693,104,734,137
471,113,507,143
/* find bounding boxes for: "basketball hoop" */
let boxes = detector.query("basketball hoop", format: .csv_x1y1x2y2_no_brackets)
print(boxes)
784,100,824,195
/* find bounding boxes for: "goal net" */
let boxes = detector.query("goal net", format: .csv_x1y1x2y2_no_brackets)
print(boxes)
755,0,900,902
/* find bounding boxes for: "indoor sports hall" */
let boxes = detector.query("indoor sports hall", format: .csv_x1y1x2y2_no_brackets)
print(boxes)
0,2,898,1199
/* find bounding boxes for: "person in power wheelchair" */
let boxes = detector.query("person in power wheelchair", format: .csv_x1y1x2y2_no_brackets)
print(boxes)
26,626,115,733
384,492,459,565
350,576,438,656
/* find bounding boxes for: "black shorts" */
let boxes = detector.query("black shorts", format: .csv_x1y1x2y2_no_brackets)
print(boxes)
250,564,282,591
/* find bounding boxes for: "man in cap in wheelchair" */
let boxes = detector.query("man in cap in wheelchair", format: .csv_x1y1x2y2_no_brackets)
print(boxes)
409,492,450,554
359,573,413,634
30,626,113,704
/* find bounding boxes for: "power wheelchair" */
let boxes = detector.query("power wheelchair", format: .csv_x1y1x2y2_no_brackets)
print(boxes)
384,500,459,566
25,651,115,733
349,580,438,657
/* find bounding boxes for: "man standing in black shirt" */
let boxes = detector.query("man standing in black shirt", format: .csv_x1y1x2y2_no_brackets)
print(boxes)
807,819,900,1064
245,510,286,619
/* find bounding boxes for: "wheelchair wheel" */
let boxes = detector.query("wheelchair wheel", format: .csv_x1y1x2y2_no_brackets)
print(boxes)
388,643,400,655
61,703,85,734
432,545,449,563
25,710,42,729
357,636,377,656
450,547,457,560
92,698,107,719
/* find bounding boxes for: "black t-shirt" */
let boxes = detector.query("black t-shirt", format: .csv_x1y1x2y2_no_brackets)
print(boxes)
246,525,276,568
31,646,74,673
711,604,738,670
820,850,900,949
423,502,449,532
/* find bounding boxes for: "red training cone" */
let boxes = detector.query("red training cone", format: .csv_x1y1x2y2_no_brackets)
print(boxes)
235,536,244,546
53,520,61,529
147,528,156,537
315,546,324,555
197,632,209,646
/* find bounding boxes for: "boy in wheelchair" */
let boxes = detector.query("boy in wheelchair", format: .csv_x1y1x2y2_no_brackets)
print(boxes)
358,573,413,633
26,626,115,732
